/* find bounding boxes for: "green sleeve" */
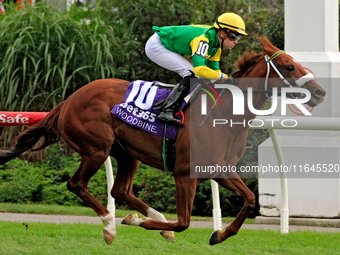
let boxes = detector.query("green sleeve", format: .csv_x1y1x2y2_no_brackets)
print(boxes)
192,54,206,69
206,60,220,71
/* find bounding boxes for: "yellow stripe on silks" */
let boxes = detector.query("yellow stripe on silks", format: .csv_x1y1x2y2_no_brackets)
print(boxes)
193,65,222,79
209,48,222,61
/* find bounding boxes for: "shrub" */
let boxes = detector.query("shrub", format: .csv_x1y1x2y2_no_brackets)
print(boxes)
0,159,44,203
132,165,177,213
0,151,259,217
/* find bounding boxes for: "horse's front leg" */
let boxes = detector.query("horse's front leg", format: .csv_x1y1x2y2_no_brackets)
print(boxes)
209,177,255,245
122,173,198,234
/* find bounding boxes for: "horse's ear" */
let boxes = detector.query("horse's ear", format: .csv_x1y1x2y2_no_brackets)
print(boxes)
257,36,281,56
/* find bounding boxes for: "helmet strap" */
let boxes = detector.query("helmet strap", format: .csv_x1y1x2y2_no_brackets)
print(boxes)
221,38,225,50
218,29,227,50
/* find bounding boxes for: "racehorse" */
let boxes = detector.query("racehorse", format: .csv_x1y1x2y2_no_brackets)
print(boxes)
0,37,325,246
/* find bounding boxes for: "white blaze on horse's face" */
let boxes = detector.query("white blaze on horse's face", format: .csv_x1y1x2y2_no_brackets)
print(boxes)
292,58,299,64
266,53,325,107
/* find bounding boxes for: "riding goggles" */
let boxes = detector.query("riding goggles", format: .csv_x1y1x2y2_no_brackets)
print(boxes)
224,30,241,41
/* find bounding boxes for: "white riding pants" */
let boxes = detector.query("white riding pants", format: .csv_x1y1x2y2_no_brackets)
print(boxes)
145,33,195,78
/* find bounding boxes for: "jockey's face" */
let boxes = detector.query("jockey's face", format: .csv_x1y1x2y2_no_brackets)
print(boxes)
224,29,239,49
219,29,239,50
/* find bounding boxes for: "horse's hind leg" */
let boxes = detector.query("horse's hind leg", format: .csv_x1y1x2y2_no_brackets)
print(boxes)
111,146,175,242
66,153,116,245
209,177,255,245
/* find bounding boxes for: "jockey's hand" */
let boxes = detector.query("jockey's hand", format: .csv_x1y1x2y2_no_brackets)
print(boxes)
214,74,233,85
223,76,234,84
222,73,229,79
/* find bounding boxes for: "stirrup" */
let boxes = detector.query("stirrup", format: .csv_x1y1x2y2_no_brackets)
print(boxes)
174,111,184,125
157,111,184,125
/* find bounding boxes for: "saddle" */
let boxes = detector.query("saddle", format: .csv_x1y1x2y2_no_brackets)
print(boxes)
111,80,201,173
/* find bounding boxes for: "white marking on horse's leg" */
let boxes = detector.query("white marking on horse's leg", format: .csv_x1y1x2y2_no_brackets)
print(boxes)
122,213,151,226
147,208,176,242
147,208,168,222
122,210,175,242
100,213,116,245
101,213,116,235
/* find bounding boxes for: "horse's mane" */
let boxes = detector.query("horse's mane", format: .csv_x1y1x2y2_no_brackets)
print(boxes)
232,51,263,78
232,36,281,78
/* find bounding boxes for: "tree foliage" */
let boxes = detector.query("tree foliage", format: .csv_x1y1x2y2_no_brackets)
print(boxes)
265,5,284,50
96,0,285,82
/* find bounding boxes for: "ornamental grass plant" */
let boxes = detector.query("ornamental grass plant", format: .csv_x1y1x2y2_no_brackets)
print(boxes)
0,3,124,112
0,3,138,147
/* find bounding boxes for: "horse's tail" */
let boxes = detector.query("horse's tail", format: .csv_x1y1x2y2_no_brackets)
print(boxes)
0,101,65,165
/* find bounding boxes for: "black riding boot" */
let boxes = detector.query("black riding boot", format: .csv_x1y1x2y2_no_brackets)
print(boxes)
157,76,192,123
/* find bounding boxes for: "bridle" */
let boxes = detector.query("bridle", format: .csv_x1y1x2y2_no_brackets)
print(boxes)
262,50,315,98
198,51,315,127
235,51,314,96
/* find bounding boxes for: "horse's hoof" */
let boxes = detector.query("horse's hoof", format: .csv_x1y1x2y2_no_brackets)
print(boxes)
103,229,114,245
160,230,175,242
121,213,138,225
209,230,222,245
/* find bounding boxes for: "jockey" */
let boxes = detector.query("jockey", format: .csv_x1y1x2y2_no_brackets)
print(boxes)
145,12,247,123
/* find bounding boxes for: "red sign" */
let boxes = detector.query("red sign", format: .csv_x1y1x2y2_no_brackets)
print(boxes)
0,0,4,14
0,112,49,126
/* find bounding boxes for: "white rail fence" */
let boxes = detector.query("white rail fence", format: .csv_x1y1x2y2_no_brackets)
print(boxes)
212,116,340,233
249,116,340,233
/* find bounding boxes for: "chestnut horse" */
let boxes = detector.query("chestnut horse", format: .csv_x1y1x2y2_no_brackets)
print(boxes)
0,37,325,245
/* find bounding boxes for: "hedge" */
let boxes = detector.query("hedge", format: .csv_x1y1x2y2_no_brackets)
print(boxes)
0,144,259,217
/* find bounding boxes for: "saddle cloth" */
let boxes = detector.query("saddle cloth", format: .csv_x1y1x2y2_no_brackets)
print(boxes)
111,80,195,140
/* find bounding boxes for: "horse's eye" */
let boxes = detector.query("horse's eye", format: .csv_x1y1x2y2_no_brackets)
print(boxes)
287,65,294,71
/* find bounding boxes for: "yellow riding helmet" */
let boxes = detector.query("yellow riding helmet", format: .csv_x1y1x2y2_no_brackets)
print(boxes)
214,13,247,36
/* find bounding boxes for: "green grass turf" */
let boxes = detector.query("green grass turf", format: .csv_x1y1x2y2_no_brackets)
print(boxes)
1,221,340,255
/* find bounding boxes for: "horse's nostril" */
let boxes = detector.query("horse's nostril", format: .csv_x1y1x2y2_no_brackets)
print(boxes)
314,89,326,97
